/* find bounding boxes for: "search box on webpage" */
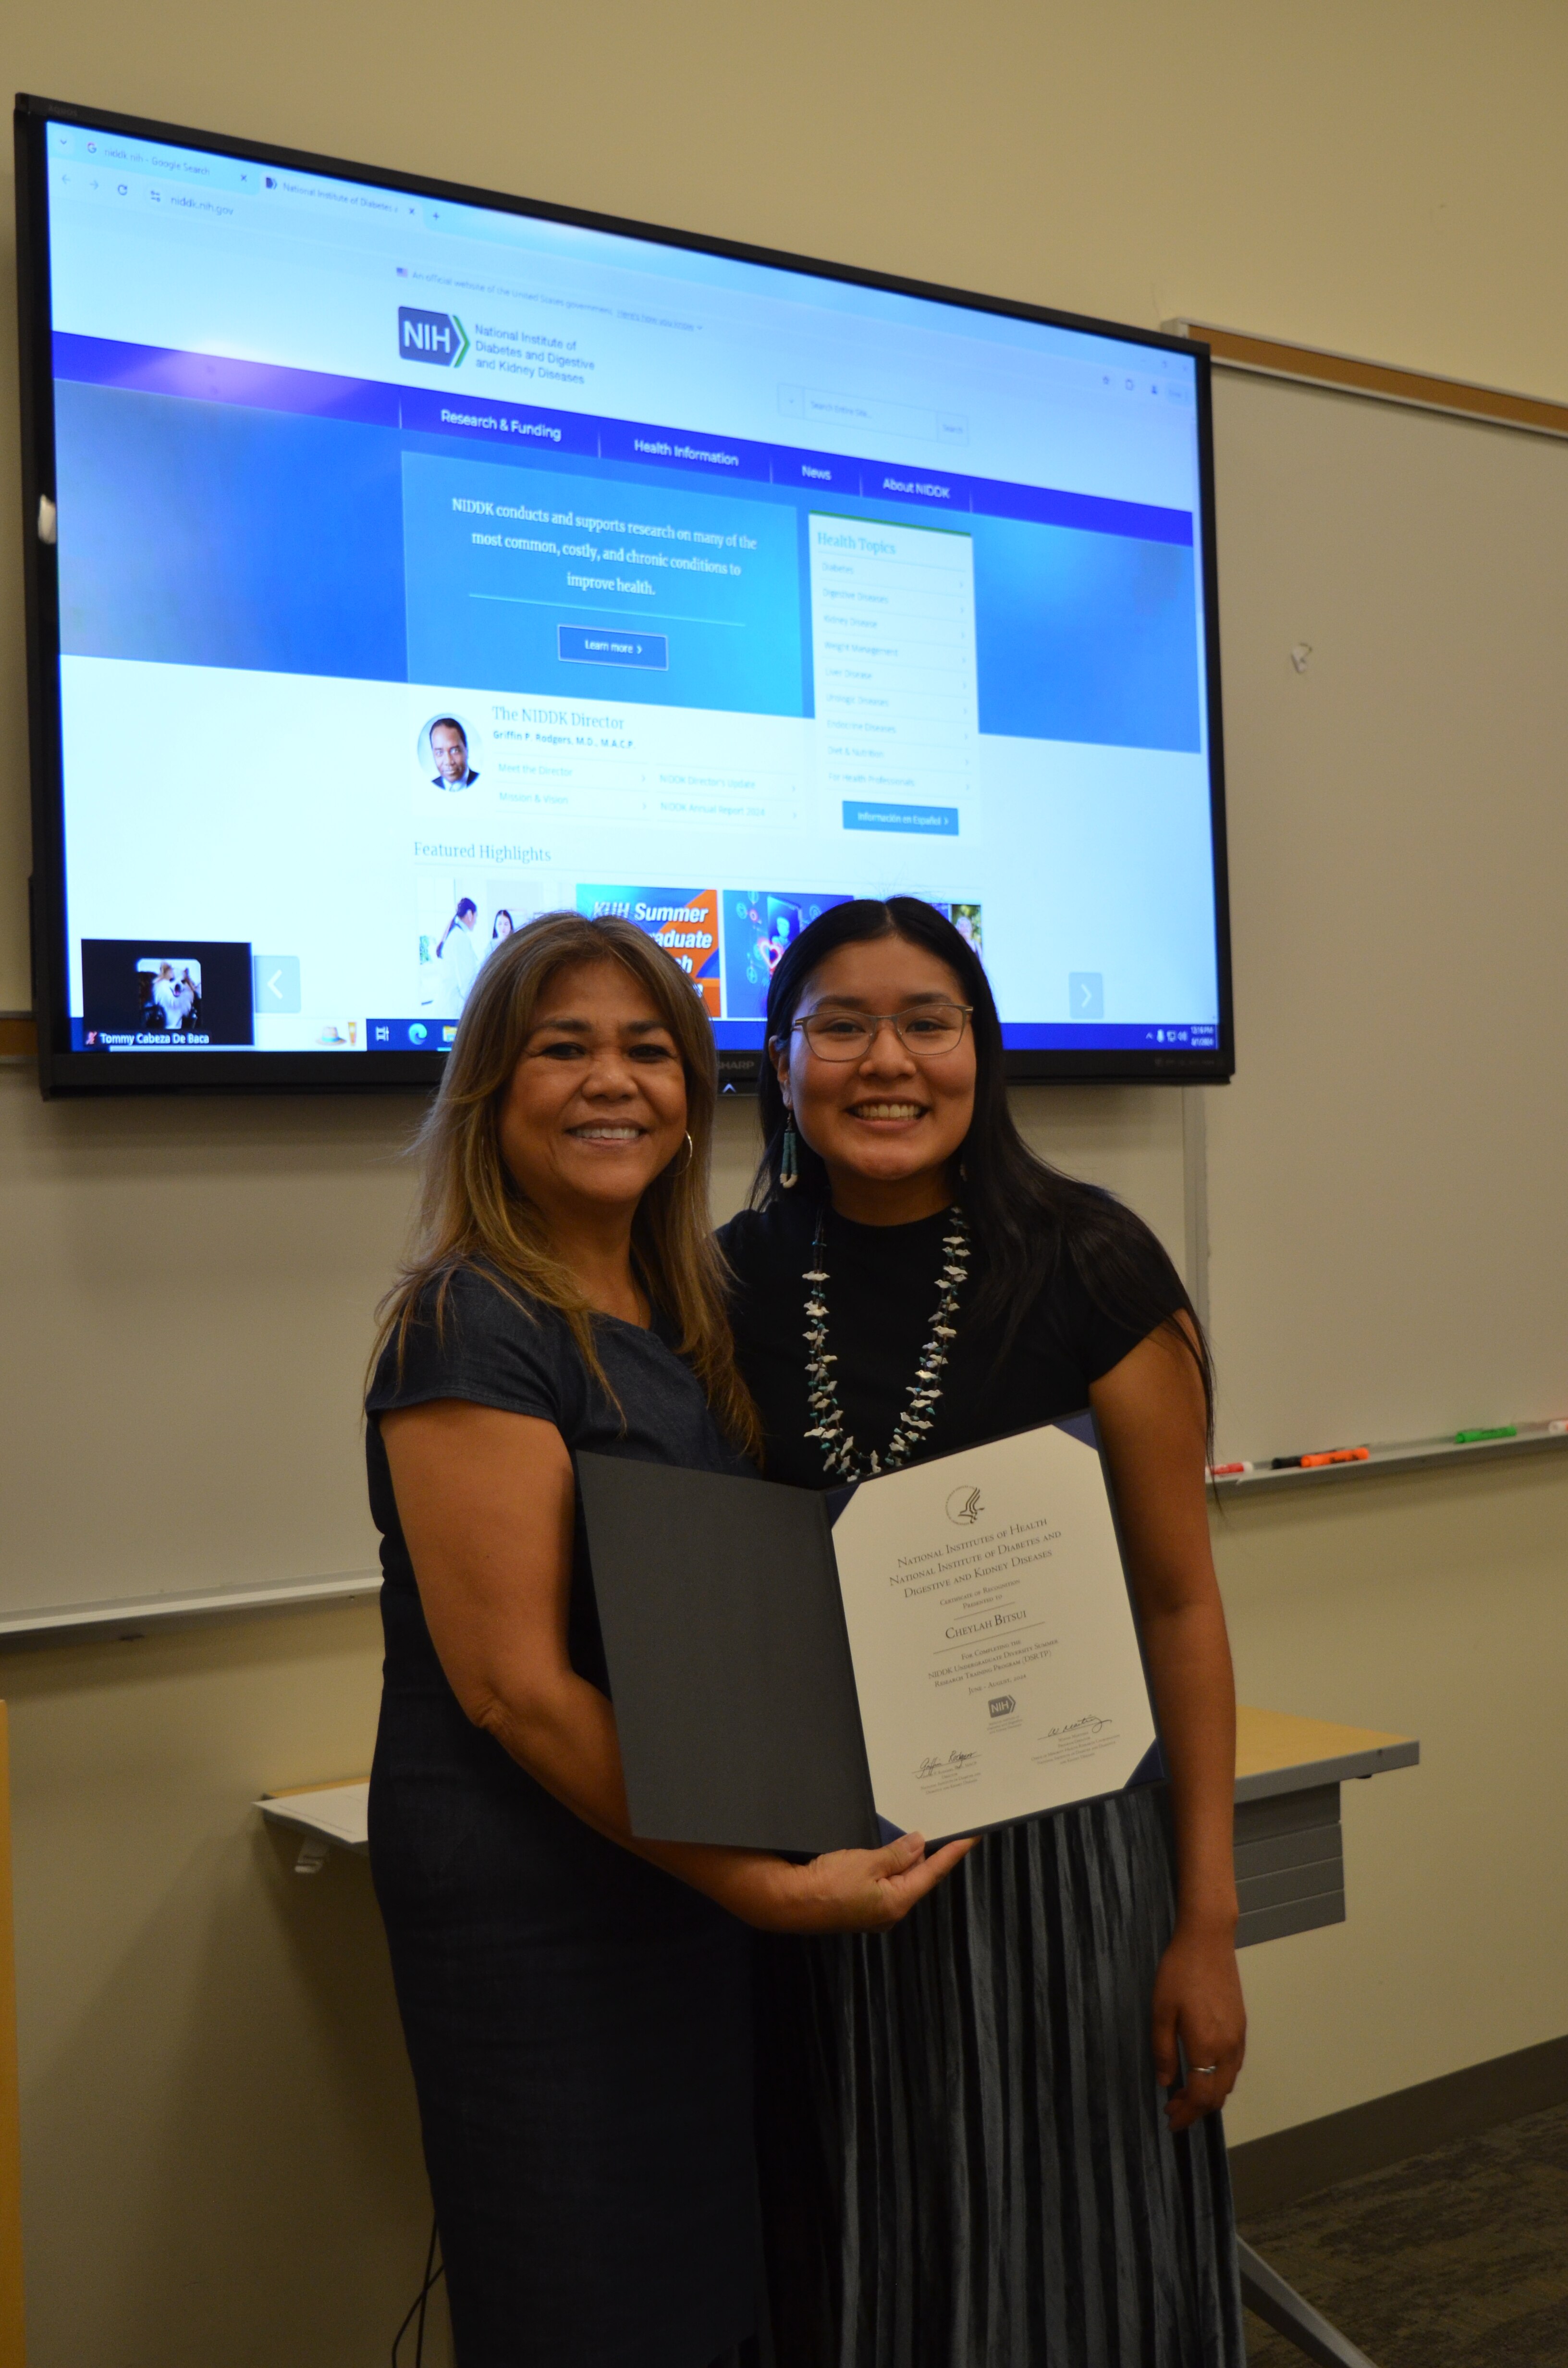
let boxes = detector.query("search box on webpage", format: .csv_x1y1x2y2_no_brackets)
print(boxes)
778,385,968,444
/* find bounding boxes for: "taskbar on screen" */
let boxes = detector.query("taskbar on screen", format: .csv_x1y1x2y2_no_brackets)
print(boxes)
70,1017,1220,1055
711,1022,1221,1052
52,1018,1227,1095
365,1019,1224,1055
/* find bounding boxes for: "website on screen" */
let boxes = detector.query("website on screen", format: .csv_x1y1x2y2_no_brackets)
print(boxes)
44,120,1220,1055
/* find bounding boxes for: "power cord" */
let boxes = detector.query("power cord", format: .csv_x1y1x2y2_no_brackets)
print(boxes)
391,2217,445,2367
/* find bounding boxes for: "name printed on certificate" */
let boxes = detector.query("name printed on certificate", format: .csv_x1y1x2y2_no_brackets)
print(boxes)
829,1420,1159,1838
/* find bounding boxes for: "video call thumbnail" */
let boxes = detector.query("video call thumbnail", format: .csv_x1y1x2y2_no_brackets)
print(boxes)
81,938,256,1048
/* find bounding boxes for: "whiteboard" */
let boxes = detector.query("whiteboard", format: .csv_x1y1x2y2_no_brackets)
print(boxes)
14,363,1562,1616
1201,370,1568,1462
0,1076,416,1634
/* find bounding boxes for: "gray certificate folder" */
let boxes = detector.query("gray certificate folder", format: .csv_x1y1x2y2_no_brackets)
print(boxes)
578,1417,1164,1858
577,1454,879,1855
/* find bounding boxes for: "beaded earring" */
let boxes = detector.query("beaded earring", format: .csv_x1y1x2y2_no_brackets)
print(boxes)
780,1109,799,1189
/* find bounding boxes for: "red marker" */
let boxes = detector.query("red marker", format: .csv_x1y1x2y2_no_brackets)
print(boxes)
1207,1461,1253,1477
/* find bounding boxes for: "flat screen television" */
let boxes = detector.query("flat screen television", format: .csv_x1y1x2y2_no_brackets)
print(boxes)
15,94,1233,1095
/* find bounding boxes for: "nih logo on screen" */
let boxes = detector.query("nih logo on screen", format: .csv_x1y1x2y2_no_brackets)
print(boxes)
398,307,469,367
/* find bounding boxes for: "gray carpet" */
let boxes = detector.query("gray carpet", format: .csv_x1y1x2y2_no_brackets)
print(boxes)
1239,2101,1568,2364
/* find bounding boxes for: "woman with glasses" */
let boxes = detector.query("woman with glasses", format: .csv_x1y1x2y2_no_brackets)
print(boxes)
720,897,1245,2368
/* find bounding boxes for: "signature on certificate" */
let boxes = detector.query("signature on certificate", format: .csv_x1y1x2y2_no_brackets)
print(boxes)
916,1750,980,1778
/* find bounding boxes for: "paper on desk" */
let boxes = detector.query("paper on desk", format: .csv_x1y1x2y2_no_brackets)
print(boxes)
257,1780,370,1849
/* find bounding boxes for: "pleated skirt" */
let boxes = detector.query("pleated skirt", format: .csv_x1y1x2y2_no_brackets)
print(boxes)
756,1788,1245,2368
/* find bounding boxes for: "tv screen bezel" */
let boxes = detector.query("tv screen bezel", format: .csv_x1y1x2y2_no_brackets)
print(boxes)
15,91,1234,1098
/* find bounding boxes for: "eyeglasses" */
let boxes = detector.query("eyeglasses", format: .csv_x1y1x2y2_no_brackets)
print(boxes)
787,1003,973,1061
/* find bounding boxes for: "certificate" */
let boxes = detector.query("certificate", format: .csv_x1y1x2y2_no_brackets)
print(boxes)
577,1415,1161,1856
828,1416,1159,1837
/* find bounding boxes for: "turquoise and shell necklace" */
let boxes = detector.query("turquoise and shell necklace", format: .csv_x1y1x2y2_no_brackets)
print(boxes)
803,1203,972,1482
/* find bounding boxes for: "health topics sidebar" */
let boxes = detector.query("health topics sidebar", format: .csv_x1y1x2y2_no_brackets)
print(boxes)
808,512,979,851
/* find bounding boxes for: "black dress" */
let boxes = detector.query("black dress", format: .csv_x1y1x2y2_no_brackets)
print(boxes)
365,1265,761,2368
719,1198,1244,2368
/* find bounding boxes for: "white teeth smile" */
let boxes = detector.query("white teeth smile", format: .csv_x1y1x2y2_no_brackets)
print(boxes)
571,1125,643,1141
851,1103,924,1120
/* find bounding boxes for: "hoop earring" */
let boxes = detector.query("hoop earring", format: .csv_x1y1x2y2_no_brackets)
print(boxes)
677,1131,695,1174
780,1107,799,1190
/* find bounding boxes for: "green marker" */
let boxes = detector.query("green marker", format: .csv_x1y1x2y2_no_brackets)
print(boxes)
1455,1425,1517,1444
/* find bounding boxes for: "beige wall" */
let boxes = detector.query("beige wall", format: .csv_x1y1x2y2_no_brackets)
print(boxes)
2,2,1566,2360
1,1604,438,2368
5,0,1568,1009
1216,1455,1568,2144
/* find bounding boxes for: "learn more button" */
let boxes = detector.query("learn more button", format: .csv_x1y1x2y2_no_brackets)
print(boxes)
842,800,959,837
558,625,669,669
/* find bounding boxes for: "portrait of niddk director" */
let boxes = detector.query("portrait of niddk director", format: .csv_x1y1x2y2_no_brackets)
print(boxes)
428,715,479,790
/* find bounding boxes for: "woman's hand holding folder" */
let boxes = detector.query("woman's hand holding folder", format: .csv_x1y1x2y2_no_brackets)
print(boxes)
385,1398,974,1934
696,1830,978,1934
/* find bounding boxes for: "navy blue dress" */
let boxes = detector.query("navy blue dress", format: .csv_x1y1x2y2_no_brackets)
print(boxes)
720,1199,1244,2368
365,1265,761,2368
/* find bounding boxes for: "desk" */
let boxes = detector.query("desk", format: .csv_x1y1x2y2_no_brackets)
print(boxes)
1227,1708,1418,2368
1233,1705,1417,1952
260,1777,369,1869
261,1703,1418,2368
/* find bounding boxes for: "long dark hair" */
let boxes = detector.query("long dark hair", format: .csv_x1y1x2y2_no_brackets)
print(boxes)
755,897,1213,1436
436,897,477,957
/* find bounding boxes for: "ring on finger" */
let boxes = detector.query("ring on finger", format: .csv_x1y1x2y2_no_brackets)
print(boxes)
1191,2063,1218,2076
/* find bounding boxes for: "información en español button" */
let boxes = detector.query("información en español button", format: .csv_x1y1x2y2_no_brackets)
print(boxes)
842,800,959,836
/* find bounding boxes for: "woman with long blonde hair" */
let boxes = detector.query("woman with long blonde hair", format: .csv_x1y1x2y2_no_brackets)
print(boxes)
365,912,968,2368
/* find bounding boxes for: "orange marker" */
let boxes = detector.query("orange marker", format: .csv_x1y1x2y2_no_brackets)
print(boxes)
1300,1447,1371,1468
